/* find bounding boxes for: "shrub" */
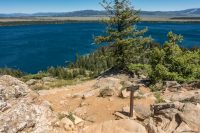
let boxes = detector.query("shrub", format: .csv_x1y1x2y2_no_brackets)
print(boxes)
99,87,114,97
149,32,200,83
128,64,152,77
31,84,49,90
67,112,75,123
154,92,165,103
0,68,24,78
22,72,48,82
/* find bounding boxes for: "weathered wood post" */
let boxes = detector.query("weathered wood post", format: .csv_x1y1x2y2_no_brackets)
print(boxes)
127,85,139,117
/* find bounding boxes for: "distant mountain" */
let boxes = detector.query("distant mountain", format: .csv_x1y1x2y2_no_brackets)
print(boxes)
0,8,200,18
141,8,200,18
0,10,107,18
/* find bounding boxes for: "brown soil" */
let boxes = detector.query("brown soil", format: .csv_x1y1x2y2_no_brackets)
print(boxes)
39,79,155,126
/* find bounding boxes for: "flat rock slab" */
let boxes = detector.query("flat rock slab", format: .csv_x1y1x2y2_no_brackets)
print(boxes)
81,119,147,133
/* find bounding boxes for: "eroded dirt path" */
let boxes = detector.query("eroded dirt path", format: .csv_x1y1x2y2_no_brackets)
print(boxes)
39,79,155,126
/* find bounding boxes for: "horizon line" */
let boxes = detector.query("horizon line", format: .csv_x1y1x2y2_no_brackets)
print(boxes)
0,8,199,14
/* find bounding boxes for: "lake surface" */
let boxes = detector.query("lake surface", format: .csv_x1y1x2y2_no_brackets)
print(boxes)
0,22,200,73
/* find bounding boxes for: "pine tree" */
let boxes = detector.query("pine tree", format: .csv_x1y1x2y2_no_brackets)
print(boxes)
95,0,151,69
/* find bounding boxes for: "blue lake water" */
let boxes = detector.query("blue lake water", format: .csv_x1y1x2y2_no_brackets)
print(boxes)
0,22,200,73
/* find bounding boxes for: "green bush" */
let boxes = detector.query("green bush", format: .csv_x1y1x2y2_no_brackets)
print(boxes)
154,92,165,103
0,68,24,78
149,32,200,83
22,72,48,81
128,64,152,77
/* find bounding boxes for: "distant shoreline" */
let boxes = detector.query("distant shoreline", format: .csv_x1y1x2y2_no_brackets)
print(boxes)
1,17,200,26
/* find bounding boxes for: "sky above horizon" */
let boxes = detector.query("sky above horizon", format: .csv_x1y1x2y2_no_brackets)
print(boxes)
0,0,200,13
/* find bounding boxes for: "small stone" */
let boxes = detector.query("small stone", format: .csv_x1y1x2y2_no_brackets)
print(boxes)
123,81,133,88
99,88,114,98
17,122,27,131
1,103,11,112
108,97,114,102
60,100,68,106
85,116,96,123
134,91,142,98
60,111,69,116
197,103,200,109
83,89,99,99
114,112,129,119
165,81,181,92
121,89,129,98
73,115,84,125
42,101,52,108
26,79,37,86
74,106,87,117
174,101,184,110
65,94,72,98
122,106,130,113
139,74,147,79
60,101,65,105
60,117,74,131
54,121,60,127
80,102,89,107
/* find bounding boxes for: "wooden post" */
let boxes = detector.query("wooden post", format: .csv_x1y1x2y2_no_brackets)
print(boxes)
130,90,134,117
127,85,139,118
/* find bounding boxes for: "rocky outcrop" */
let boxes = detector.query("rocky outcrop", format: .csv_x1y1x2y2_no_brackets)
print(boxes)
147,102,200,133
164,89,200,104
164,81,181,92
0,75,29,98
2,74,200,133
183,81,200,90
179,103,200,132
0,75,59,133
82,119,147,133
0,99,57,133
0,75,30,112
93,77,123,96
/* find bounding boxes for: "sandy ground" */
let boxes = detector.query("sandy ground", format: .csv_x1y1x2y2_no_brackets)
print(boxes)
39,79,155,126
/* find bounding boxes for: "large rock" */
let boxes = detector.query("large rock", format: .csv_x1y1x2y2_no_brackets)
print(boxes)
99,88,115,97
0,99,57,133
147,102,199,133
26,79,37,86
93,77,123,96
164,81,181,92
60,117,75,131
183,81,200,90
73,89,99,99
121,85,152,99
0,75,30,100
164,89,200,104
121,89,130,98
0,75,30,112
0,75,61,133
179,103,200,132
82,119,147,133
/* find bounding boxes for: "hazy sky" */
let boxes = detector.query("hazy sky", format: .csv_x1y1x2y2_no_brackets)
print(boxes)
0,0,200,13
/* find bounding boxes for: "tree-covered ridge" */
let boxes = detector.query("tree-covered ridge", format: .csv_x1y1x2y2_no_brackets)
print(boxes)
47,46,115,79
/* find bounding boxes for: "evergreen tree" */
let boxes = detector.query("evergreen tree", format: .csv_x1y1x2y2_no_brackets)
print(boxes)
95,0,151,69
149,32,200,83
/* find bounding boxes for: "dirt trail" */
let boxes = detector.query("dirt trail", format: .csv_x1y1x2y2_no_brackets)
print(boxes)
39,79,155,126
